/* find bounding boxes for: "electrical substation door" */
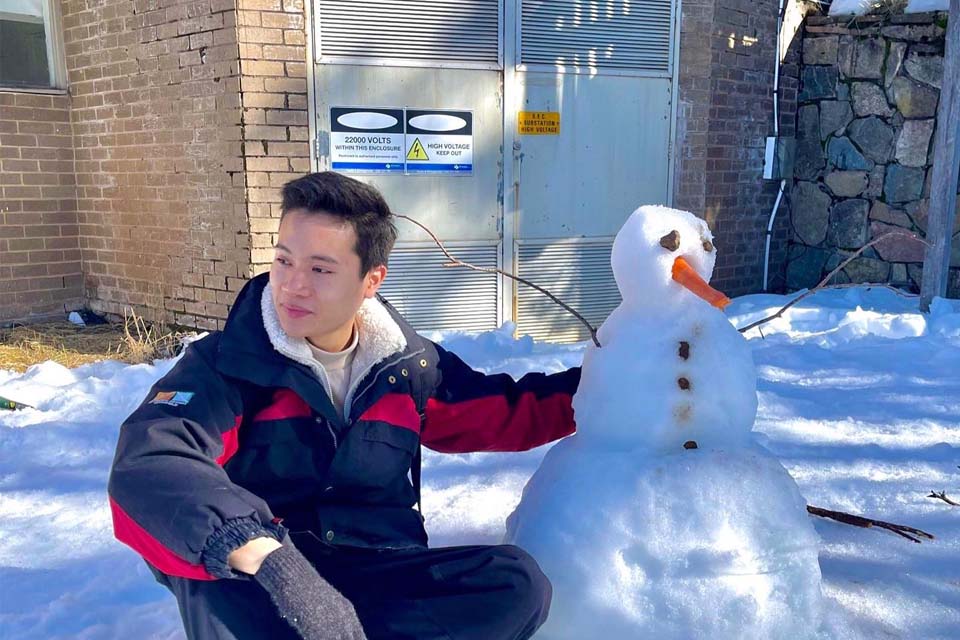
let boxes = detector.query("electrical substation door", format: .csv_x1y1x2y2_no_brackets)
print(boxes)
312,1,678,341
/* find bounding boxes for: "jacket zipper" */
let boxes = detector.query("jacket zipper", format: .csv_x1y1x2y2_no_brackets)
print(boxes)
344,348,426,420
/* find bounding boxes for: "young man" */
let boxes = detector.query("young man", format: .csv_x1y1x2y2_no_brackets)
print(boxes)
108,172,581,640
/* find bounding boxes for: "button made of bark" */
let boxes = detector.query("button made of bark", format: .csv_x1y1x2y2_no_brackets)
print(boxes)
702,239,714,253
679,341,690,360
659,230,681,251
678,377,691,390
684,440,698,450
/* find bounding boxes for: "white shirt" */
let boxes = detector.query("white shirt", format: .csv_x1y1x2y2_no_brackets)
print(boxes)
307,326,359,419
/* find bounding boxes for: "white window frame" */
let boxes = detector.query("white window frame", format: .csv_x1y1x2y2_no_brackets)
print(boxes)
0,0,68,91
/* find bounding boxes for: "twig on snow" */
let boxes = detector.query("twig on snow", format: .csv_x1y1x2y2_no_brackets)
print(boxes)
806,504,935,544
395,213,601,347
738,230,931,334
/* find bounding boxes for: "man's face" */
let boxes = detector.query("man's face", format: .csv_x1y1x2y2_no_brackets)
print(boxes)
270,209,386,347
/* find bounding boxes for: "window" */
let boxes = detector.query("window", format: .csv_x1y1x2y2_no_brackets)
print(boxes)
0,0,64,89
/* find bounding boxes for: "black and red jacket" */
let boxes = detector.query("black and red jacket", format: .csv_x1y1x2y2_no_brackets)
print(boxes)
108,273,580,581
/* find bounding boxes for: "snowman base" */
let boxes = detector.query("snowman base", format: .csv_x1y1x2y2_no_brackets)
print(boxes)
504,437,825,640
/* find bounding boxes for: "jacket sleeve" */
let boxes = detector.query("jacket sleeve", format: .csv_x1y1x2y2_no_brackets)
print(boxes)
420,342,580,454
107,336,284,581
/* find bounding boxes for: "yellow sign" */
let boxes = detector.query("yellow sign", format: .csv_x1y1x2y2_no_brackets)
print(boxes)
518,111,560,135
406,138,429,161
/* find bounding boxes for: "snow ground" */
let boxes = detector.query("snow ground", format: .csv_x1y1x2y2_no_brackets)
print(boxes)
0,287,958,639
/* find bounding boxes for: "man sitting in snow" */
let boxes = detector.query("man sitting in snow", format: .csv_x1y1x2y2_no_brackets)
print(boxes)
108,171,580,640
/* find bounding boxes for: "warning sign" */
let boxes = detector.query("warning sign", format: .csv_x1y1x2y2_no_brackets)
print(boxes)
406,138,429,161
518,111,560,135
329,107,473,176
404,110,473,175
330,107,405,174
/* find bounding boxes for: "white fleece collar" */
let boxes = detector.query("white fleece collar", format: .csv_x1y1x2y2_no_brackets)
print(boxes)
260,282,407,415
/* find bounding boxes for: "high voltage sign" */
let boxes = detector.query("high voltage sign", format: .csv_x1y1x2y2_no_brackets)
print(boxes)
329,107,473,176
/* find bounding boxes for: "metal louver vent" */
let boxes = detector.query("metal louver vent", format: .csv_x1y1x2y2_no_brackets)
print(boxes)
520,0,673,73
516,241,620,343
379,244,499,333
318,1,501,66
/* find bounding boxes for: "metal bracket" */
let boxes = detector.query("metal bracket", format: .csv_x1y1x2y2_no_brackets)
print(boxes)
315,131,330,168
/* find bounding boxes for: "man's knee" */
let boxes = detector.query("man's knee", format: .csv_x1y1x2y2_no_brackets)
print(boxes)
493,545,553,624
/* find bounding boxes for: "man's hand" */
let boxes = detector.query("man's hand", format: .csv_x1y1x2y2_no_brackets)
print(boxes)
251,543,367,640
227,536,283,575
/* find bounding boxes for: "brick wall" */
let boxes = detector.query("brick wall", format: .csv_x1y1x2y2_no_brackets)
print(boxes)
674,0,803,295
62,0,249,330
0,92,82,323
236,0,311,283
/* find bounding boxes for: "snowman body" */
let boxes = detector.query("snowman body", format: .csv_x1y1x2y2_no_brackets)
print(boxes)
504,206,824,639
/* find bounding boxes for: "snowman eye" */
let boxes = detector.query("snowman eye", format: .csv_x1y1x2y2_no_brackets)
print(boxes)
702,239,714,253
659,230,681,252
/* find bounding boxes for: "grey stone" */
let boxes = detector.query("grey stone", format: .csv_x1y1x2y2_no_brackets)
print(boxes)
832,269,853,285
890,76,939,118
840,38,885,80
895,119,935,167
905,199,960,235
847,116,895,163
795,105,825,180
884,164,925,203
892,263,908,283
825,171,869,197
829,199,870,249
791,181,832,245
881,24,946,43
800,66,838,102
884,42,907,88
786,247,829,290
949,268,960,297
827,137,874,171
844,257,890,283
872,220,926,262
819,101,853,139
870,201,913,228
837,82,851,101
908,263,923,288
804,36,839,65
904,51,943,89
905,199,929,233
851,82,895,117
865,165,885,198
838,36,854,76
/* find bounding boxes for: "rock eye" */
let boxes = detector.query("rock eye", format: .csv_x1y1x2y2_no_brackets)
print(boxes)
659,230,681,252
702,239,714,253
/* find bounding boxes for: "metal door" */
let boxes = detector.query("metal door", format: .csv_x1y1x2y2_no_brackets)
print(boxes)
310,0,679,340
504,0,679,342
312,0,505,332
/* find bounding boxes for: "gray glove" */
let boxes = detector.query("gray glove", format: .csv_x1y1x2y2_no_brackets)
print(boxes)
253,544,367,640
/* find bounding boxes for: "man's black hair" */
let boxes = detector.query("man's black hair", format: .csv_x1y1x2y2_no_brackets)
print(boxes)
280,172,398,276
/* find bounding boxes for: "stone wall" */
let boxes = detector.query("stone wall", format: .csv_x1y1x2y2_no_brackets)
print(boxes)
787,11,959,295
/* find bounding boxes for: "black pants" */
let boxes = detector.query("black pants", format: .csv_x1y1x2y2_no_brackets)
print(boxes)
154,533,552,640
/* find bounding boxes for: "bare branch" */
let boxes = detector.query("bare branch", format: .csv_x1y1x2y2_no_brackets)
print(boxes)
806,504,935,544
395,214,601,347
738,230,931,334
927,491,960,507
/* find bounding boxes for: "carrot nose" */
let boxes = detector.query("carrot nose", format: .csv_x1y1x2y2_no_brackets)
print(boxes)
672,257,731,309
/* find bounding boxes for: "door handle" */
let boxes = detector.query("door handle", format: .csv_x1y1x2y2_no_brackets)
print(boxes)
512,140,523,213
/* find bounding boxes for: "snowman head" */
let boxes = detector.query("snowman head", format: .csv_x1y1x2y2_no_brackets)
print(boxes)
612,205,729,310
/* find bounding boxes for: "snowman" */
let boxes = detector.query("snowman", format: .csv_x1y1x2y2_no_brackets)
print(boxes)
505,206,824,639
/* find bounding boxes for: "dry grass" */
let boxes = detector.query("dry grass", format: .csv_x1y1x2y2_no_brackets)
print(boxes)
0,309,195,373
